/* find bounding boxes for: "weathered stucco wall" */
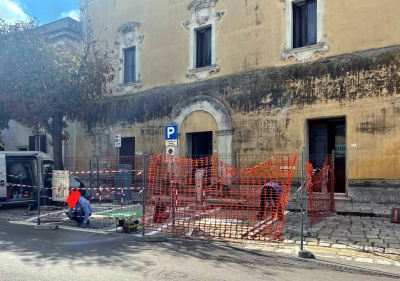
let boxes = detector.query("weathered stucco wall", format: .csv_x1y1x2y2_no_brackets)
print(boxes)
81,0,400,93
76,46,400,183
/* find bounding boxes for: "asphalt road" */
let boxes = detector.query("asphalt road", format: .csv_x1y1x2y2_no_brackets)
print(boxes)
0,221,400,281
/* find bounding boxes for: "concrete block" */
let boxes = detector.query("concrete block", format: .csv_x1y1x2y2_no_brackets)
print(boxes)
139,235,167,242
296,246,315,259
34,224,58,230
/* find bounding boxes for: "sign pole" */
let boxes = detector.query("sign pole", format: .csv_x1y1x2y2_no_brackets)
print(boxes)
115,134,122,164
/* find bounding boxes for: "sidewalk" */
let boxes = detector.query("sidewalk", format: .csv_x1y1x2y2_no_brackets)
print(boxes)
276,201,400,265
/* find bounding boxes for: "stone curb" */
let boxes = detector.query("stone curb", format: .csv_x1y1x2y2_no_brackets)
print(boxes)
8,221,109,235
235,240,400,266
34,224,58,230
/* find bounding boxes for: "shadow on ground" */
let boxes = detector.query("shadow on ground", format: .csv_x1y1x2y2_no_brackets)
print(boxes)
0,221,399,279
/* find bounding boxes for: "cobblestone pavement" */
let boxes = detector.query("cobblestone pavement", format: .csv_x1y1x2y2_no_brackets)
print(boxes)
335,202,397,216
281,200,400,265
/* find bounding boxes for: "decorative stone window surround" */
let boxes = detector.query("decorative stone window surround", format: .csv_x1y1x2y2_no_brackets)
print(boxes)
116,22,145,92
279,0,329,62
182,0,226,80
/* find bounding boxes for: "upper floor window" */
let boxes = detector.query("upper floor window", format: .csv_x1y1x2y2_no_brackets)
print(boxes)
280,0,329,62
116,22,145,93
124,47,136,83
182,0,225,80
293,0,317,48
196,26,212,68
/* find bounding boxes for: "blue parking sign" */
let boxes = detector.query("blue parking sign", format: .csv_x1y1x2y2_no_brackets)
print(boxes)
165,125,178,140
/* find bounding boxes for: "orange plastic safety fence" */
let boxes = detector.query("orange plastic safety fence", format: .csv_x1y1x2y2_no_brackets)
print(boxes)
306,156,336,227
144,153,298,241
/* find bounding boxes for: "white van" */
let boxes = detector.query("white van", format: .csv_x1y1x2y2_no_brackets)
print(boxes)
0,151,82,207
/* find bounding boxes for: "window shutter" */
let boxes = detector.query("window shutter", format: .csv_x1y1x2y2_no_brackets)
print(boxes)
205,27,212,66
29,136,35,151
307,1,317,45
293,5,301,48
40,135,47,153
196,30,203,68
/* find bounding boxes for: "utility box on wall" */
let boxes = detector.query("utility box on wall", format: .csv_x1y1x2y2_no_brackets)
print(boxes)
113,164,133,205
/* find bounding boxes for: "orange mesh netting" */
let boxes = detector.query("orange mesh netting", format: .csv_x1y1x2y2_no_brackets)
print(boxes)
144,153,298,241
306,155,336,227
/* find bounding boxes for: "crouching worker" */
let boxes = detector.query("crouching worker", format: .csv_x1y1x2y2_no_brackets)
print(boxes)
66,191,92,228
257,182,283,221
153,197,170,223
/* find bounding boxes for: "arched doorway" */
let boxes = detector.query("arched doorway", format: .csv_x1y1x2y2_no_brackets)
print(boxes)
171,95,234,164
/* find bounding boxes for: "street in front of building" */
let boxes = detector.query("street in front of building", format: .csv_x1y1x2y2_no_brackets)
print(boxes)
1,221,400,281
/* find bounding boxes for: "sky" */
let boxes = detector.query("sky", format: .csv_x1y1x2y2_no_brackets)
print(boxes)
0,0,80,24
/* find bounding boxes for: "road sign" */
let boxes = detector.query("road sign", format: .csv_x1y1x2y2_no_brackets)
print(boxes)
165,125,178,140
166,147,175,155
165,140,178,147
115,134,122,148
166,147,175,163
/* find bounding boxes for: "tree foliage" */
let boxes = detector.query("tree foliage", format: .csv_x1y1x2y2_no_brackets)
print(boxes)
0,18,115,169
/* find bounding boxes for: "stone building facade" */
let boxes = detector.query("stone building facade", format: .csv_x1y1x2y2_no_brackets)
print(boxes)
78,0,400,203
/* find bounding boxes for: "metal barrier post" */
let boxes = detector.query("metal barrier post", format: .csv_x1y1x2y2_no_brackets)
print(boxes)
89,159,92,196
37,157,41,225
298,149,314,258
142,154,148,237
304,151,309,232
96,156,99,189
331,149,336,213
300,150,305,251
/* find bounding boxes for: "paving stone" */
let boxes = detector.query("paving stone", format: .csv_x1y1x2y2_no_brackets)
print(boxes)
365,246,385,253
349,234,366,238
355,257,374,263
338,255,354,261
373,243,388,248
374,259,394,265
305,237,318,242
385,248,400,254
389,244,400,249
275,248,295,254
353,238,369,242
346,244,364,250
283,239,296,244
355,241,372,246
334,233,350,237
384,239,399,244
331,244,347,249
368,239,383,243
317,235,331,239
319,242,332,247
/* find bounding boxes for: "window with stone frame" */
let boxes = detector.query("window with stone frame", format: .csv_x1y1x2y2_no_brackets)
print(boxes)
280,0,329,62
182,0,225,80
116,22,145,93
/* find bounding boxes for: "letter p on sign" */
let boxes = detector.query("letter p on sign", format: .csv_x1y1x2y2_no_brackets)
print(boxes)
165,125,178,140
